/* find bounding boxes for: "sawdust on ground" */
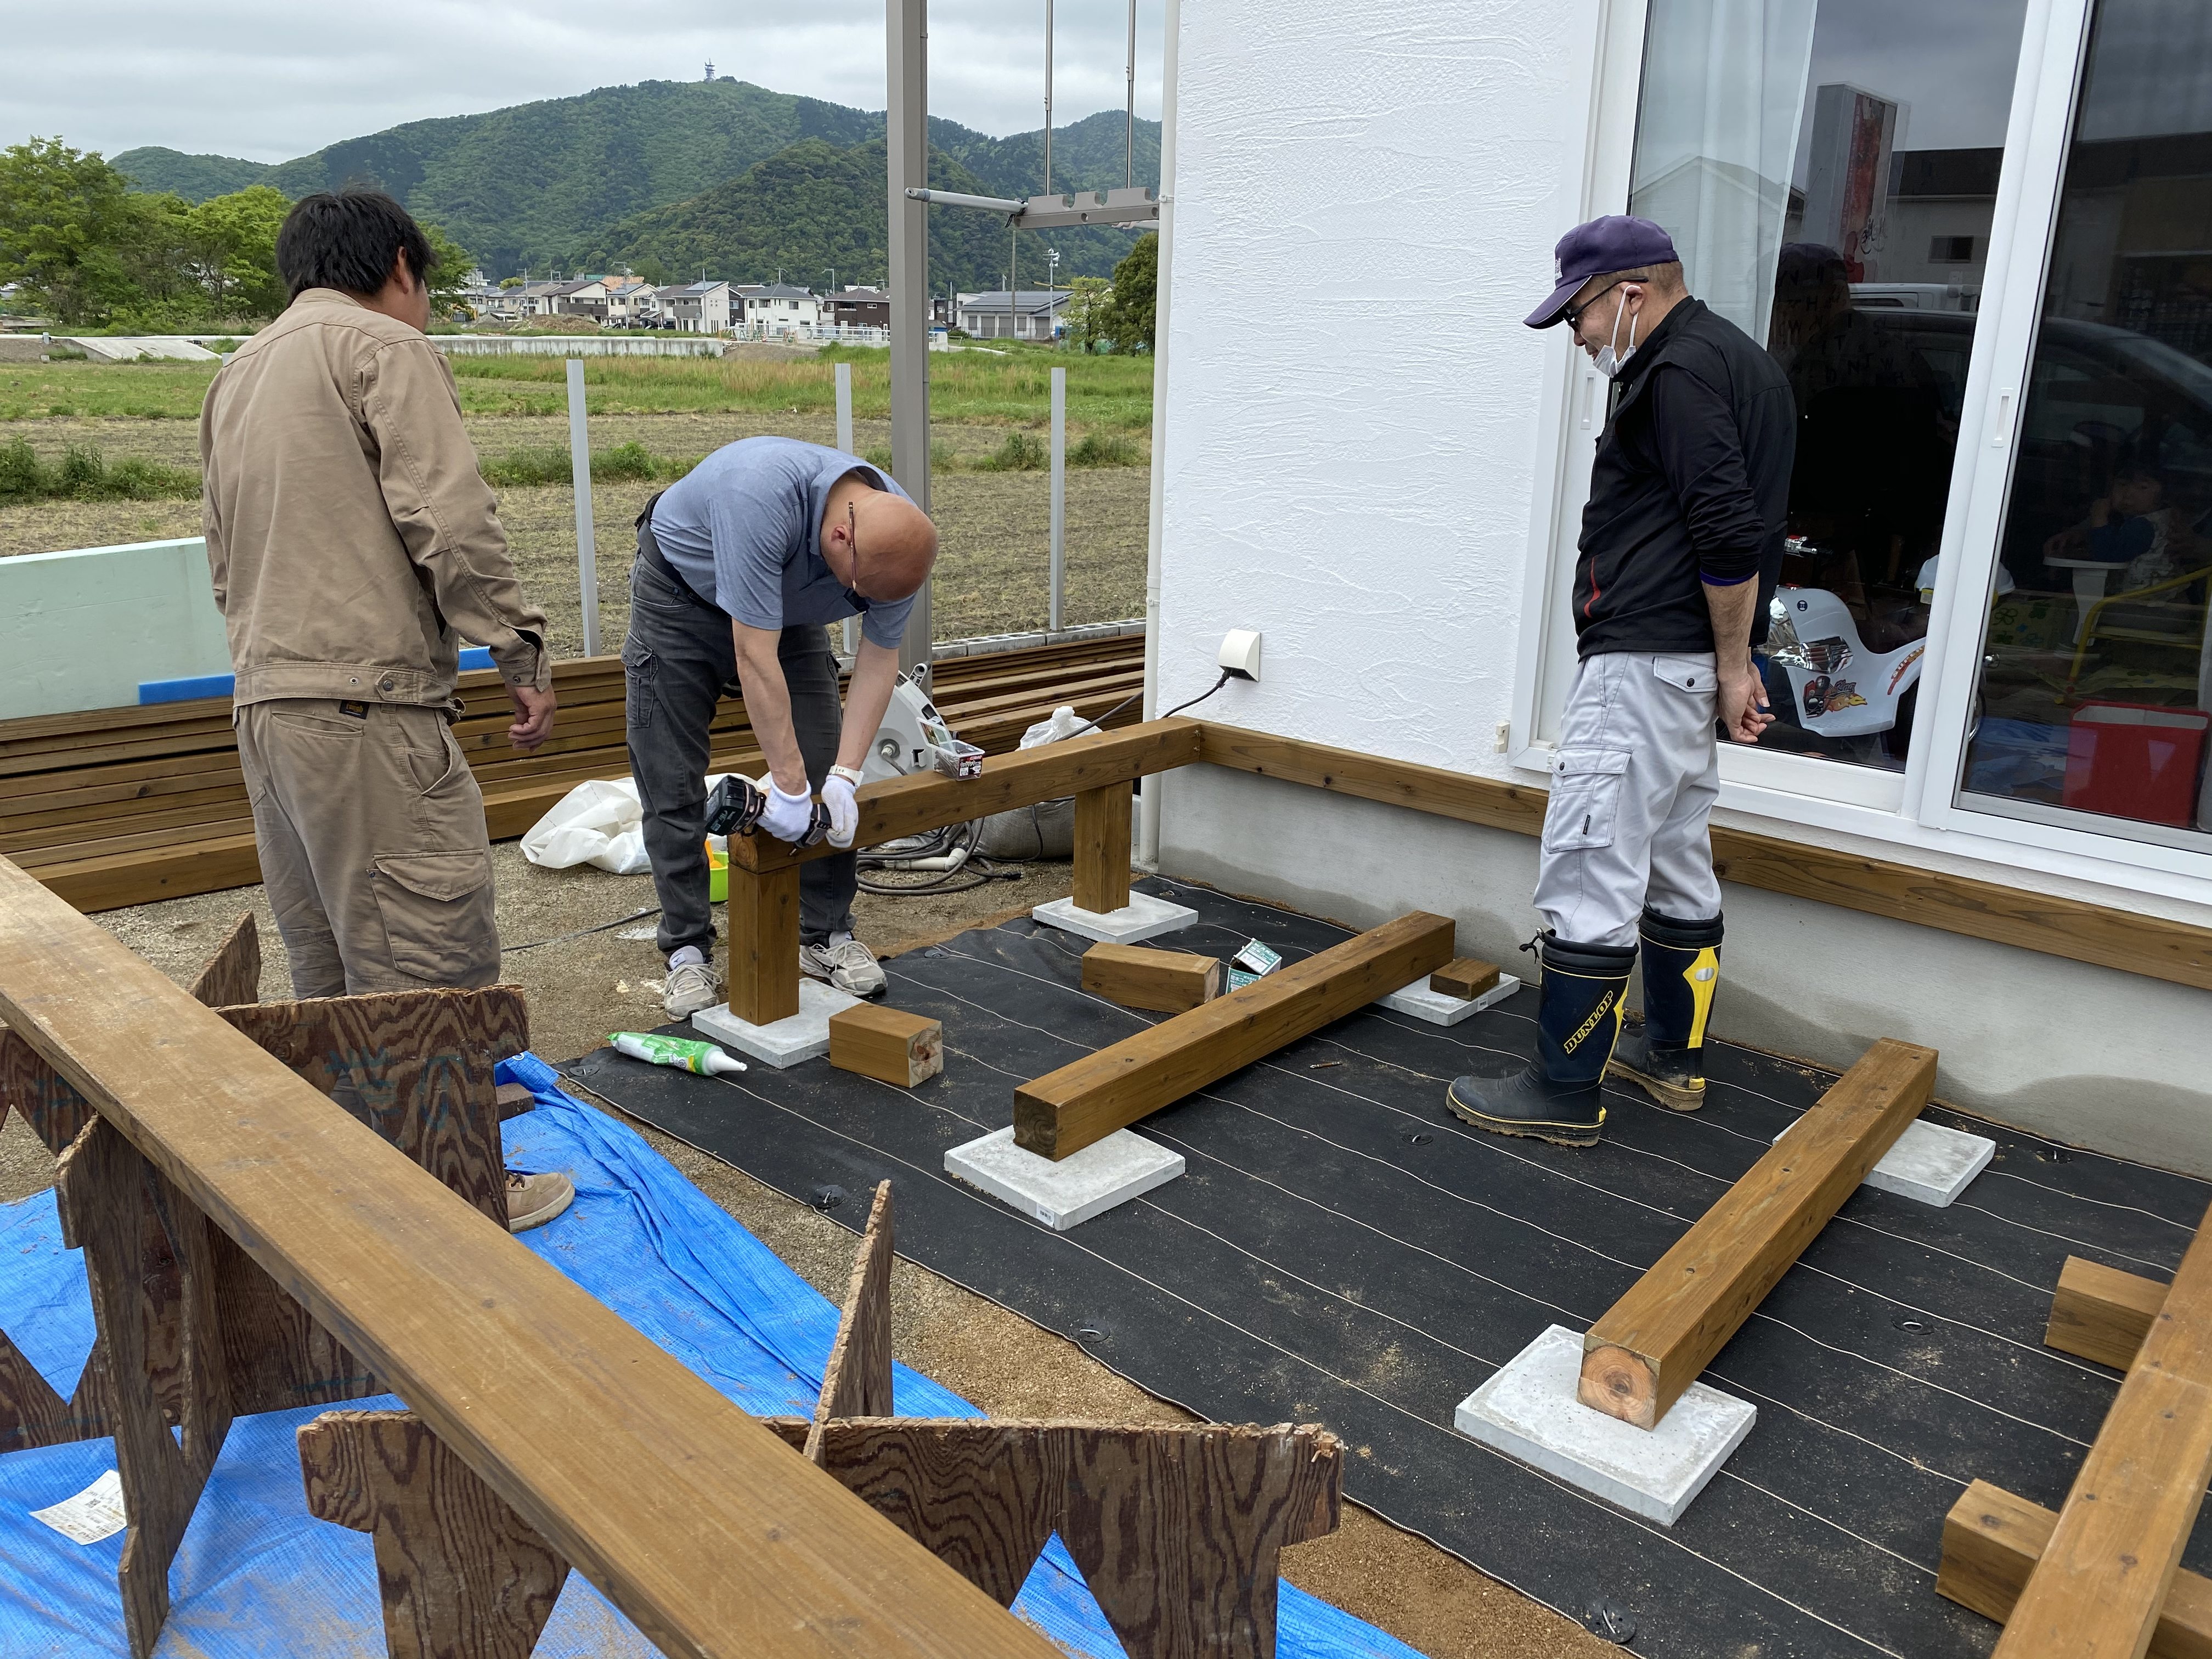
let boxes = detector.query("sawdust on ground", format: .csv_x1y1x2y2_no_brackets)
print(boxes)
0,849,1609,1659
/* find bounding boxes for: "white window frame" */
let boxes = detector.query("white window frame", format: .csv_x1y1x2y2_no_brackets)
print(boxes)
1509,0,2212,905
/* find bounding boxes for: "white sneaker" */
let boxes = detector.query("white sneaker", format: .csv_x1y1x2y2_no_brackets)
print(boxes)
663,959,725,1019
800,936,887,997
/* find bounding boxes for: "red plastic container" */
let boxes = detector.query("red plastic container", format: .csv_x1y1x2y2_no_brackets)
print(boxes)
2062,701,2209,826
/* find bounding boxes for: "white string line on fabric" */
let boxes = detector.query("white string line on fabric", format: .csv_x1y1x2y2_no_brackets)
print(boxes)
702,1071,1914,1658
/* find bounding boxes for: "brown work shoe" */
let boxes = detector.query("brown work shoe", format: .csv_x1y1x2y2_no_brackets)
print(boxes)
506,1170,574,1233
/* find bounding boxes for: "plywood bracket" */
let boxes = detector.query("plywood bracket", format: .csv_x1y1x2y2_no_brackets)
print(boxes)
806,1181,897,1460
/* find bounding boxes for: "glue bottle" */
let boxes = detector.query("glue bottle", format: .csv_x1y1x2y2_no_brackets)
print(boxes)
608,1032,747,1075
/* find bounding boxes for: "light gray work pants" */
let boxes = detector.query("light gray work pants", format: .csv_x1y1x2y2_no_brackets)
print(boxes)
1531,650,1724,949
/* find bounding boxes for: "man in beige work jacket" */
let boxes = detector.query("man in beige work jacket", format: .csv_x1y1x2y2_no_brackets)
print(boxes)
200,189,570,1229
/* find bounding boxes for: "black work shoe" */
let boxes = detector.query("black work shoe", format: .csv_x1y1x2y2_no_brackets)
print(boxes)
1447,1070,1605,1147
1442,932,1636,1150
1606,908,1724,1112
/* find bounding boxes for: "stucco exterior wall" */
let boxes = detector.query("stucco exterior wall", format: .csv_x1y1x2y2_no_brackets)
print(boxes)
0,538,230,719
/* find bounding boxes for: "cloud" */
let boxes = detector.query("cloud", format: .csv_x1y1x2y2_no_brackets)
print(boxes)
8,0,1166,163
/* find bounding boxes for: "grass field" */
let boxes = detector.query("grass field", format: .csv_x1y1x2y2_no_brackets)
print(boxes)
0,342,1153,431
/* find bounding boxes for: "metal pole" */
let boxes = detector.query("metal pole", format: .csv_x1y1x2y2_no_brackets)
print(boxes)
1136,0,1179,870
1043,0,1054,196
1126,0,1137,189
837,362,859,658
565,358,600,657
888,0,932,672
1049,366,1066,631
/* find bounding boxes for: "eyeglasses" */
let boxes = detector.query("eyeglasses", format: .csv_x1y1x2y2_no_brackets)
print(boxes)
1561,278,1630,332
840,500,870,610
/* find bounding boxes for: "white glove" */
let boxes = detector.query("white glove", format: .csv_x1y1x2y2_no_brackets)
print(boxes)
757,780,815,843
822,774,858,849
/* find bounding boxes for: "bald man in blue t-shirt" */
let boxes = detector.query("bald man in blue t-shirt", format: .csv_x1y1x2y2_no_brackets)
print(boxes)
624,437,939,1019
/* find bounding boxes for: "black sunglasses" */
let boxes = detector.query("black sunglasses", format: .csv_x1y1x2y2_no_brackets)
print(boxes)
1561,277,1630,331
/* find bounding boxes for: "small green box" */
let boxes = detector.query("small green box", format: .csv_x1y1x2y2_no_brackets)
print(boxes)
707,839,728,903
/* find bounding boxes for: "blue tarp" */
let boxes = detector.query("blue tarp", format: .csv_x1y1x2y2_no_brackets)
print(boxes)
0,1054,1424,1659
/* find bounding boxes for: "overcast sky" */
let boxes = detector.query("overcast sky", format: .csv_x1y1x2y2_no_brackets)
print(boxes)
8,0,1166,163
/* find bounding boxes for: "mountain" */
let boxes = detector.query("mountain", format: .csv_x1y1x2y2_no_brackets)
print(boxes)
582,133,1141,295
108,80,1160,283
111,148,269,201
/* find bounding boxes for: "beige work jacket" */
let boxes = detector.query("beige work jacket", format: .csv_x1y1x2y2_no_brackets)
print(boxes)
199,289,551,708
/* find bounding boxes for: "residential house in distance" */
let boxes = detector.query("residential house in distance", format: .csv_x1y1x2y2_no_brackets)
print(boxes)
539,278,610,323
822,287,891,330
658,280,733,332
601,276,654,326
955,290,1072,341
736,283,823,335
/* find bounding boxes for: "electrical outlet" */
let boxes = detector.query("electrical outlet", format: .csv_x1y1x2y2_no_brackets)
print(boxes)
1494,720,1511,754
1217,629,1262,682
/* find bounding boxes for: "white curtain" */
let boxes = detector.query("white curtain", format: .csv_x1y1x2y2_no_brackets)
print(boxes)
1628,0,1819,342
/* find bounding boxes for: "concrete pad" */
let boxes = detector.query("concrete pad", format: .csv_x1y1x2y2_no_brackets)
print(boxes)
691,978,861,1069
1377,973,1522,1026
1773,1115,1995,1208
1032,891,1198,945
1454,1324,1754,1526
945,1126,1184,1231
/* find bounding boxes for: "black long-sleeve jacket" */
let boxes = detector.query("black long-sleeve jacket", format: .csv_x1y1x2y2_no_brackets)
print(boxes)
1572,297,1796,656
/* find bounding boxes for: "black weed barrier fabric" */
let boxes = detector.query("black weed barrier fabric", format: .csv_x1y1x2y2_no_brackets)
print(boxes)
560,876,2212,1659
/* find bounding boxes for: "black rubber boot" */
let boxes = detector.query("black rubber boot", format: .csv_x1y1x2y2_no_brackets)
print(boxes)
1608,907,1723,1112
1446,934,1637,1148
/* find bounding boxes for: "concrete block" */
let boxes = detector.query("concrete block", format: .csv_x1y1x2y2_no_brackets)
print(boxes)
691,978,862,1069
1454,1324,1754,1526
945,1125,1184,1231
1032,890,1199,945
1772,1115,1994,1208
1377,973,1522,1026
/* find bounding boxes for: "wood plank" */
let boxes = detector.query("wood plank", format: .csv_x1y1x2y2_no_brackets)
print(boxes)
729,718,1203,874
1015,912,1457,1161
0,1325,110,1453
1430,959,1501,1001
300,1409,573,1659
830,1005,945,1087
1195,721,2212,995
1081,944,1222,1013
0,1027,95,1154
0,856,1057,1659
2047,1256,2169,1372
1939,1479,2212,1659
1072,782,1134,914
1994,1200,2212,1659
1579,1039,1939,1429
36,832,263,913
807,1183,896,1462
187,912,259,1010
727,864,802,1026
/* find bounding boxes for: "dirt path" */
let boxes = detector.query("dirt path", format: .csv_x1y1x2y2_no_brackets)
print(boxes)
0,853,1609,1659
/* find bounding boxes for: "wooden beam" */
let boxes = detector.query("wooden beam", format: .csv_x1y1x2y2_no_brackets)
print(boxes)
300,1409,573,1659
1195,722,2212,996
808,1183,896,1462
185,911,259,1009
728,718,1202,874
1071,781,1133,914
1015,912,1456,1161
830,1005,945,1087
726,864,802,1026
1081,943,1223,1013
1429,960,1501,1001
2047,1256,2168,1372
1579,1038,1939,1429
0,856,1059,1659
1993,1200,2212,1659
1939,1479,2212,1657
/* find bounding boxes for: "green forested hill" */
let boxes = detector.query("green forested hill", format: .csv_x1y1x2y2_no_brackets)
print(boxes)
582,133,1142,294
108,80,1159,284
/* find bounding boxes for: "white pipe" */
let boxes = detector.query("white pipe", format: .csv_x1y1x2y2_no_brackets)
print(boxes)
565,358,600,657
904,187,1024,213
1049,366,1066,631
837,361,858,658
1135,0,1179,871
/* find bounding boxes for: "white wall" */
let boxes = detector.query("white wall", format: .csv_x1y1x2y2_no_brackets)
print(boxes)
1156,0,1603,772
0,538,230,718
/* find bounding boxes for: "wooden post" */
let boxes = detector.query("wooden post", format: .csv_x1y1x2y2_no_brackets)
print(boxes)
726,864,802,1025
806,1183,896,1462
1015,912,1456,1160
1579,1038,1939,1429
2045,1256,2166,1372
1081,944,1222,1012
1071,781,1133,915
830,1006,944,1086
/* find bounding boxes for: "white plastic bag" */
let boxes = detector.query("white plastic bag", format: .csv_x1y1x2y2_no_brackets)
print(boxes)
1018,705,1088,749
982,707,1085,857
521,774,734,874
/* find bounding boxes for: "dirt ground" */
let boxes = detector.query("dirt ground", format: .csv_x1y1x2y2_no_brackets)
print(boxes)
0,411,1150,649
0,847,1610,1658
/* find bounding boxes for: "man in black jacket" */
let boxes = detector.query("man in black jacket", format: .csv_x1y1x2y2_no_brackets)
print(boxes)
1448,216,1794,1148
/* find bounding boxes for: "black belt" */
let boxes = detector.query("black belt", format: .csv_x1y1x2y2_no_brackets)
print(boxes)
635,492,720,613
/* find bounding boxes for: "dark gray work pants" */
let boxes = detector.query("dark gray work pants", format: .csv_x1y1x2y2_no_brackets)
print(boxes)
622,554,856,960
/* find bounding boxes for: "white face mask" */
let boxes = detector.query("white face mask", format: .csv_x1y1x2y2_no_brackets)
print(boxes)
1593,295,1639,379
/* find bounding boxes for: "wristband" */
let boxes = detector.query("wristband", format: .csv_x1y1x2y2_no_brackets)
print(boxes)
828,764,866,788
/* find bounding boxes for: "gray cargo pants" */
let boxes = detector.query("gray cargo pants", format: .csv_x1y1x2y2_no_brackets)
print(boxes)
622,553,856,960
1531,650,1724,949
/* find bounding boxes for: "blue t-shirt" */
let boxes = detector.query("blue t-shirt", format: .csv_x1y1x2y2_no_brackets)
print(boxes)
647,437,918,649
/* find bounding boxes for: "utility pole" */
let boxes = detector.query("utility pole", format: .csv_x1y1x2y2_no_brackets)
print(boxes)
1043,0,1054,196
1126,0,1138,188
887,0,932,670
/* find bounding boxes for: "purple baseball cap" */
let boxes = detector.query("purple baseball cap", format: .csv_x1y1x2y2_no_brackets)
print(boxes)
1525,215,1679,329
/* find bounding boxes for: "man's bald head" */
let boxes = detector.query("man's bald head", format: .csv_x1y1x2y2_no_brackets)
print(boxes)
821,471,939,602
